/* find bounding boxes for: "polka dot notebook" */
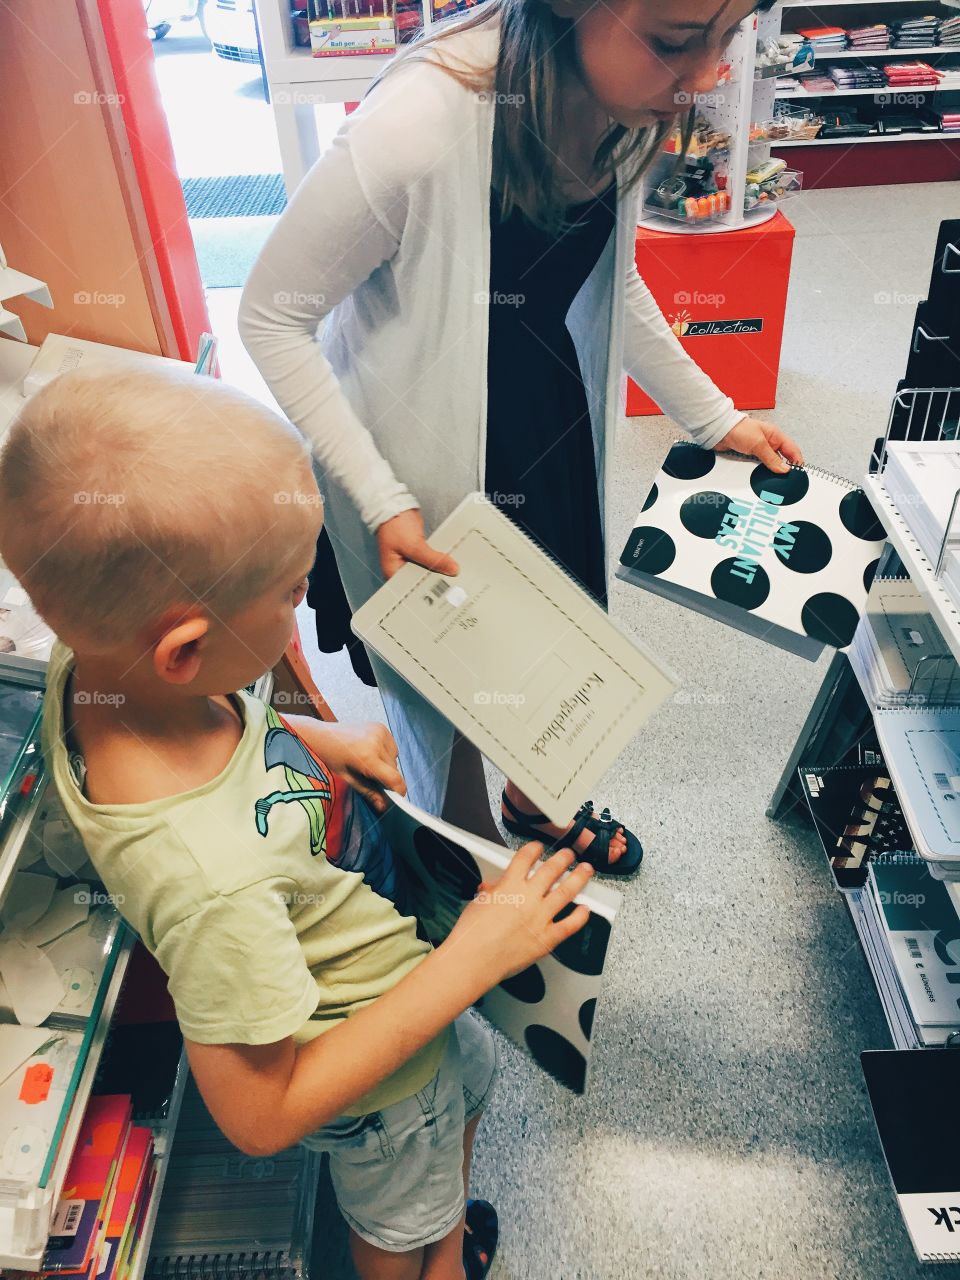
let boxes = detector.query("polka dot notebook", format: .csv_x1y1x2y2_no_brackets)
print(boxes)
617,443,887,661
380,790,621,1095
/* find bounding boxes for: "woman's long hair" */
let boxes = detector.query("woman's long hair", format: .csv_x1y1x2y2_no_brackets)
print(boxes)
387,0,776,232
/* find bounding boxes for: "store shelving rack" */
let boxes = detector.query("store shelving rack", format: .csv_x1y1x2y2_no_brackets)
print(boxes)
773,0,960,150
255,0,435,193
769,381,960,1252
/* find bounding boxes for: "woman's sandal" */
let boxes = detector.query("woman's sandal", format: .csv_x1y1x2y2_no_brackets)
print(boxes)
500,789,643,877
463,1198,498,1280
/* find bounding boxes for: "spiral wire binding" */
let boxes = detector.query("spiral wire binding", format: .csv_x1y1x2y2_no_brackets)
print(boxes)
149,1251,293,1280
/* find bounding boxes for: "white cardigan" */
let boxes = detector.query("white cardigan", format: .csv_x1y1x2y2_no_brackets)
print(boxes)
238,15,745,810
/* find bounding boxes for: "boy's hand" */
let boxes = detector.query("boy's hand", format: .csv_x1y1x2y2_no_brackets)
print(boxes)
291,718,404,812
444,842,593,985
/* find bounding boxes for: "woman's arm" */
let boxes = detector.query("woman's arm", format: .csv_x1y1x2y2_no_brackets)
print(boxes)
622,259,745,449
238,138,416,534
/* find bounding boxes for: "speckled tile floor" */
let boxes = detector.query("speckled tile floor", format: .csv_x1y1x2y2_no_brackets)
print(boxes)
217,179,960,1280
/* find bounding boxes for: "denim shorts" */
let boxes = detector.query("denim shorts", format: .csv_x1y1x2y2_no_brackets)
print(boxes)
300,1011,498,1253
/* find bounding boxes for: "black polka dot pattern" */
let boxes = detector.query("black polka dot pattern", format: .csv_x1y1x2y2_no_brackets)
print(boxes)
801,592,861,647
552,912,612,977
749,464,809,506
679,491,738,540
774,520,832,574
641,482,658,513
525,1025,588,1093
863,557,881,593
499,964,546,1004
578,998,597,1040
620,527,676,576
663,444,716,481
839,489,885,541
711,558,771,611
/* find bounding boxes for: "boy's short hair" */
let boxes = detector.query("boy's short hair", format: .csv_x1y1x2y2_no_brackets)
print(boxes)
0,365,317,650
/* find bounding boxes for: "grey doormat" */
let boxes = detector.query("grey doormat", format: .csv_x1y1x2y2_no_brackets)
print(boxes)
182,173,287,219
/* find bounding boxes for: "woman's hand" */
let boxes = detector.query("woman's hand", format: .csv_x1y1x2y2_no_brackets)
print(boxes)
715,416,804,474
289,717,404,812
376,509,459,581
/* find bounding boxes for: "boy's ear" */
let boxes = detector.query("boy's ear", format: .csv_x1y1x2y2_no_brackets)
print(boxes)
153,616,210,687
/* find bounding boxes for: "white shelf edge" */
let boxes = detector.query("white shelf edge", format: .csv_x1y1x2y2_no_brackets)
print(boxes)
126,1051,190,1280
263,48,395,85
777,83,960,96
789,46,960,58
863,475,960,668
774,131,960,144
0,763,48,919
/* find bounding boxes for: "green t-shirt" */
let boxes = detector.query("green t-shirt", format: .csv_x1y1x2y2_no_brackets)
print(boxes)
41,643,447,1116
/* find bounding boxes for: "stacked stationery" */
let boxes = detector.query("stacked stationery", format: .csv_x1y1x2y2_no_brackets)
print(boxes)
873,705,960,879
830,64,885,90
882,440,960,602
884,59,943,86
43,1094,133,1278
799,763,913,889
381,791,621,1093
846,23,891,50
892,16,940,48
353,494,677,826
796,25,848,52
617,444,886,660
939,14,960,46
851,578,959,706
862,1049,960,1263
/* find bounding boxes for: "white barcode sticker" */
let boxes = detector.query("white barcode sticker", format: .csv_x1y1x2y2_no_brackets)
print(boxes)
52,1198,84,1236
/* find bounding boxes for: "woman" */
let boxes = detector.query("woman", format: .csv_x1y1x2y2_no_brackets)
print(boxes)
239,0,802,879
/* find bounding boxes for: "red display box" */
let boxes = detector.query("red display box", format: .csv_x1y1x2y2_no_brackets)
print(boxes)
627,211,796,416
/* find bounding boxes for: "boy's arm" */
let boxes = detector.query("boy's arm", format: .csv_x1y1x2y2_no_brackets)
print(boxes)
185,844,592,1156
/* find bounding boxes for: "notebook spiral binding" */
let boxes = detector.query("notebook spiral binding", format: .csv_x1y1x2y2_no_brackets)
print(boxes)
669,442,860,491
922,1252,960,1263
147,1250,294,1280
871,850,924,866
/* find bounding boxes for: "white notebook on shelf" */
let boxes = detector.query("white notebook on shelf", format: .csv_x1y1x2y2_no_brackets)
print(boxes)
853,578,958,704
617,444,886,660
883,440,960,566
20,334,188,399
351,495,677,826
873,705,960,875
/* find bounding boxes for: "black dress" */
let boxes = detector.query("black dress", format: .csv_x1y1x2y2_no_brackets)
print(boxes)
306,180,617,681
485,182,617,607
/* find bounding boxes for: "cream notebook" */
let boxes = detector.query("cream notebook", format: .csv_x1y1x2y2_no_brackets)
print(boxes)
351,495,677,825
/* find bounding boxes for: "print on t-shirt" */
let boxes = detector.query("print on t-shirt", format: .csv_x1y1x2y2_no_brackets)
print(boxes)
254,706,405,910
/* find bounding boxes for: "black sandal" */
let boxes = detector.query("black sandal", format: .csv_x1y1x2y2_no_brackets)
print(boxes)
463,1198,498,1280
500,790,643,877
